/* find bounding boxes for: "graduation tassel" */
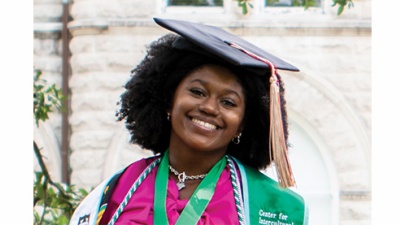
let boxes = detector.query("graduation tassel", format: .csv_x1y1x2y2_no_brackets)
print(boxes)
227,42,296,188
269,73,296,188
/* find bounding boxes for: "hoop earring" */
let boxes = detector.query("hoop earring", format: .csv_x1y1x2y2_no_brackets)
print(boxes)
167,112,171,121
232,133,242,144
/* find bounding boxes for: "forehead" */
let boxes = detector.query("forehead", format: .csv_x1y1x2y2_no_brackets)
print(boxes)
181,64,245,92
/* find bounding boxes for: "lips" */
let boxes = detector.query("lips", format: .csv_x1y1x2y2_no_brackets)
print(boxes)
191,118,218,130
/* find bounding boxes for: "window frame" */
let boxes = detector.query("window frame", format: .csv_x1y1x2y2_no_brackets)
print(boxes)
159,0,327,16
161,0,231,14
263,0,325,15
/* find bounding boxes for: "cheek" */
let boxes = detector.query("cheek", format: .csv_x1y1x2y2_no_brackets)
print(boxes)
226,110,245,132
170,94,195,121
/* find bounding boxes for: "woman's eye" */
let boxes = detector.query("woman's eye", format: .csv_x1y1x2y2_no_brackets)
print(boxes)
190,88,204,96
222,99,236,107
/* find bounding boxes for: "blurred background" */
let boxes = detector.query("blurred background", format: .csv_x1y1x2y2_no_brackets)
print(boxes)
33,0,371,224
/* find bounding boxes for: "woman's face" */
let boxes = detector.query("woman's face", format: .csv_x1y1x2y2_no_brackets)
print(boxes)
169,64,246,154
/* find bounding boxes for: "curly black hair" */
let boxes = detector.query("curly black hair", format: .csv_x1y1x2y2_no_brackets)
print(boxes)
116,34,289,170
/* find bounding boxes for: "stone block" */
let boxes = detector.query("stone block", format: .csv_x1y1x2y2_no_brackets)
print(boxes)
339,169,370,190
69,149,106,170
70,92,121,112
34,56,62,73
70,130,115,151
70,0,157,20
340,199,371,221
70,1,100,20
34,3,63,23
69,36,96,54
34,38,61,55
69,72,127,94
94,35,138,52
69,111,118,131
70,168,104,190
70,52,137,73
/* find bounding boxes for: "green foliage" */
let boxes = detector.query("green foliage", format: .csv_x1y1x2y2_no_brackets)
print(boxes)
237,0,254,15
33,69,65,126
332,0,354,15
33,69,89,225
33,170,89,225
302,0,319,9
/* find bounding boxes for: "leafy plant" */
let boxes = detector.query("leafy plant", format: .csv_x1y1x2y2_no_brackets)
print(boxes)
299,0,319,9
33,69,89,225
237,0,254,14
332,0,354,15
33,70,64,126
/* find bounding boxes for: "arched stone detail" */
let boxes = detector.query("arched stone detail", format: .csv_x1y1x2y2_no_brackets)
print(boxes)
285,115,340,225
33,122,62,182
281,67,371,192
102,127,153,179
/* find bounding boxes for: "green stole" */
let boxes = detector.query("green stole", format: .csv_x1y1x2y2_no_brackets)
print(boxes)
234,158,308,225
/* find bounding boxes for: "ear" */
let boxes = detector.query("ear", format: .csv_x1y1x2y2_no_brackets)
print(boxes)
236,116,246,136
236,124,244,137
166,107,172,114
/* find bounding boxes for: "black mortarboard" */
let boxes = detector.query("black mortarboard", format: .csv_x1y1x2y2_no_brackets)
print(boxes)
153,17,299,77
153,17,297,188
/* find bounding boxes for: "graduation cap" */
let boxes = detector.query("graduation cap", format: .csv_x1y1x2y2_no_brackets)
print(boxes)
154,17,299,75
153,17,296,188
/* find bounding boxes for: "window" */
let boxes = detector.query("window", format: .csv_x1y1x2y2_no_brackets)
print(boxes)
168,0,223,6
163,0,227,15
265,0,321,7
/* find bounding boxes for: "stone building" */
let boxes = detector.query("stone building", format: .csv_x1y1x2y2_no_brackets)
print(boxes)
33,0,371,224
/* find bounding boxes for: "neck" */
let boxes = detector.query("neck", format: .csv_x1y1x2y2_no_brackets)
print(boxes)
167,146,227,176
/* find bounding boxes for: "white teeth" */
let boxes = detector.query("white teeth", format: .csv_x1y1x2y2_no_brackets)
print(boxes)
192,118,217,130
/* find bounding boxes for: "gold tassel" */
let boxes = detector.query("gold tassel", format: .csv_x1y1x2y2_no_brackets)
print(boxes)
226,42,296,187
269,74,296,188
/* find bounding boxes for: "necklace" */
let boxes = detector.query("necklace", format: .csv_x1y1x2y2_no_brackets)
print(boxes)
169,165,207,190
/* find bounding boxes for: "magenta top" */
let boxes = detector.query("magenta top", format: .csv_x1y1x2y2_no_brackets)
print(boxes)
99,157,239,225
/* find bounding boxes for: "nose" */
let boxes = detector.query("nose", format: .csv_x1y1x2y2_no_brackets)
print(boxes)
198,97,219,117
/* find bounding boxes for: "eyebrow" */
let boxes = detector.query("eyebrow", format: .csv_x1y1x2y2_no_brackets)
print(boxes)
189,79,243,100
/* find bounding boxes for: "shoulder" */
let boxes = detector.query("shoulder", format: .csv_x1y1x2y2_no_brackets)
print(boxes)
236,161,308,225
102,155,160,201
69,155,160,225
242,164,304,204
123,155,159,176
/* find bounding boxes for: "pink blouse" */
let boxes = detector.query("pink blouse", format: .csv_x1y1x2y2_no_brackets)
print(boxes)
99,157,239,225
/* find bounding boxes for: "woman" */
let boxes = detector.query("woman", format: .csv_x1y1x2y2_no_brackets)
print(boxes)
70,18,308,225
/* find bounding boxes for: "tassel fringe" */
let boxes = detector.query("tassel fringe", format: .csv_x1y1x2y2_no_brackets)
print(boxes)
226,42,296,188
269,74,296,188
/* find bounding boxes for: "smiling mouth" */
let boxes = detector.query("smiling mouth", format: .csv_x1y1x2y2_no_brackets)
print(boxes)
191,118,218,130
